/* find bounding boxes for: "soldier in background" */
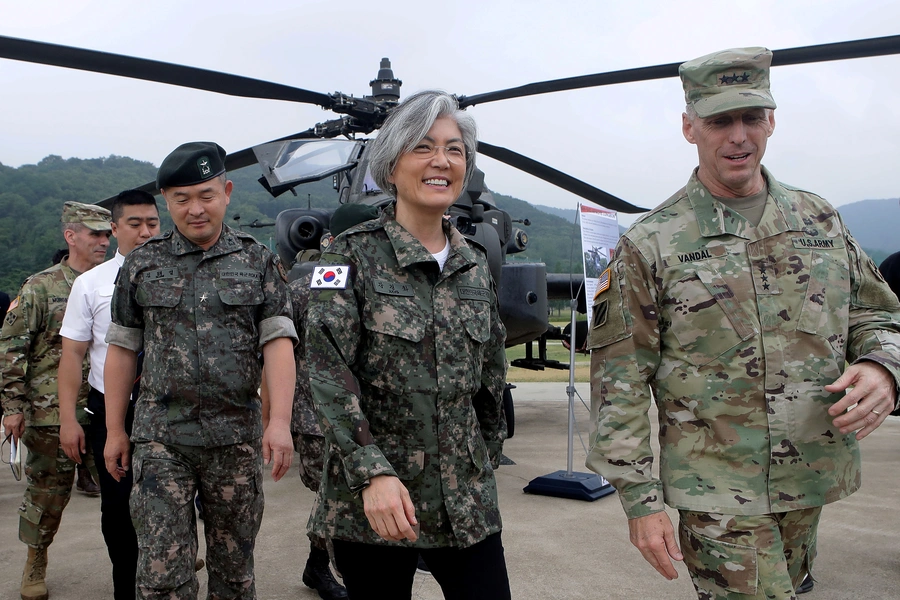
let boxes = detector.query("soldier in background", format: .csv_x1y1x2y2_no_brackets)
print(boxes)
586,47,900,599
879,224,900,417
0,291,10,323
48,247,102,496
1,201,112,600
103,142,297,599
261,203,378,600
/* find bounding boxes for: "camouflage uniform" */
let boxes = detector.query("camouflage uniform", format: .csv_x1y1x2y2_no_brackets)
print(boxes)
289,274,326,493
0,257,94,548
586,168,900,597
107,225,297,600
306,203,507,548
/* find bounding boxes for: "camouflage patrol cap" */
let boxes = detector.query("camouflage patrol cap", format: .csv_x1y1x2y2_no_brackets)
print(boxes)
680,47,777,118
157,141,227,189
61,201,112,232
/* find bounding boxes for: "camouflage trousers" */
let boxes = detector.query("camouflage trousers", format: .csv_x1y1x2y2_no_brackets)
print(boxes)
131,439,264,600
679,507,821,600
293,432,326,550
19,425,97,548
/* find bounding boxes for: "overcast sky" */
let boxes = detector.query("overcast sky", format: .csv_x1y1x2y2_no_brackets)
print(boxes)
2,0,898,227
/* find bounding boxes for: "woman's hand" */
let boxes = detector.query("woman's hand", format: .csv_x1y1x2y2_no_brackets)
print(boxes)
361,475,418,542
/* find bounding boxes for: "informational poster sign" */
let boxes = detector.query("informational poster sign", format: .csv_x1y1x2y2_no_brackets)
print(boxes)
579,204,620,327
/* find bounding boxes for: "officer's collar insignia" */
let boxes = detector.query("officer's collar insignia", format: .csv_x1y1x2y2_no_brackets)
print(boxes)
198,156,211,177
593,268,611,300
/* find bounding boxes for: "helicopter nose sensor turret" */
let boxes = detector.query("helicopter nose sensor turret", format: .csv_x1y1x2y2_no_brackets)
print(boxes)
370,58,402,102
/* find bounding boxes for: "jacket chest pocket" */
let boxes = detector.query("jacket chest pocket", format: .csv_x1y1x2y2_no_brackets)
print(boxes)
218,283,264,350
135,281,182,347
360,295,427,394
664,267,756,367
797,250,851,354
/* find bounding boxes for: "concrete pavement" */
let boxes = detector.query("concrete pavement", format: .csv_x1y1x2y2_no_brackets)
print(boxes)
0,382,897,599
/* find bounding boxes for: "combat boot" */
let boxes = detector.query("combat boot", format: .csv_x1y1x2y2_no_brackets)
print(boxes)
75,465,100,496
20,546,48,600
302,546,348,600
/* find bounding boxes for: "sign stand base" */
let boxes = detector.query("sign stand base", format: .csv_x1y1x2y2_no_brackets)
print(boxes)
524,470,615,502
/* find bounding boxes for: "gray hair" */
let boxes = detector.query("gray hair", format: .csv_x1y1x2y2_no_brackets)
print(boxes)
685,104,698,121
61,222,87,236
369,90,477,195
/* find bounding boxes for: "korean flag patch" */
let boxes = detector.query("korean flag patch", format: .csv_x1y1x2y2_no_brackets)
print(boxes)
311,265,350,289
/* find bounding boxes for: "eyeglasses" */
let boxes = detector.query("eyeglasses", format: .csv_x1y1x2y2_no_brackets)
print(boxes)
410,142,467,163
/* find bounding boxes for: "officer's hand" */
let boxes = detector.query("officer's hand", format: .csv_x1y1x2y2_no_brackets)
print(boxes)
104,429,131,483
362,475,418,542
628,511,683,580
60,420,85,464
2,413,25,441
826,362,895,440
262,421,293,482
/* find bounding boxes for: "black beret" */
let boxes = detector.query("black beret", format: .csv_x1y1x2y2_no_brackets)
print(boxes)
330,204,379,237
157,142,227,189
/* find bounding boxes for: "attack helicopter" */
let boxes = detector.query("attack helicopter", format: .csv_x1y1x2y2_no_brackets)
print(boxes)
2,34,900,434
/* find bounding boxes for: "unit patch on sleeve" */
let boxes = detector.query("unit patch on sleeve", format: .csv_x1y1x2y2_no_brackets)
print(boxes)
311,265,350,289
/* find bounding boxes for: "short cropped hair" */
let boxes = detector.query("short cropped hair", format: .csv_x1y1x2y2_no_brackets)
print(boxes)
111,189,159,222
684,104,773,122
369,90,477,195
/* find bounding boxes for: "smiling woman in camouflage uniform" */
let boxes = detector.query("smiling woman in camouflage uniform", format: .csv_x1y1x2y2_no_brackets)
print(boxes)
305,90,510,599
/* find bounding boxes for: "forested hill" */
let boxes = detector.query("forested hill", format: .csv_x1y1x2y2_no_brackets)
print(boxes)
0,155,582,293
2,155,893,296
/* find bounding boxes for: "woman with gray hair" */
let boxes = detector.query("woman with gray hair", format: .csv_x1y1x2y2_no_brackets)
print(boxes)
305,90,511,599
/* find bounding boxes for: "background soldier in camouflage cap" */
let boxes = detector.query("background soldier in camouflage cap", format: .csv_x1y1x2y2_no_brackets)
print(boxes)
103,142,297,600
585,47,900,599
1,200,111,600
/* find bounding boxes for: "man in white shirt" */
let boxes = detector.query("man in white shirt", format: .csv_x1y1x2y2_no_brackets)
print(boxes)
59,190,160,600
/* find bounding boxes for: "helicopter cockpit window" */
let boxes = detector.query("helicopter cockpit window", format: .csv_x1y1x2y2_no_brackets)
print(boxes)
362,168,381,194
254,139,363,192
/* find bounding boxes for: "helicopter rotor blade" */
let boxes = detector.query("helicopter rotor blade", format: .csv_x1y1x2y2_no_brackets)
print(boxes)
459,34,900,108
476,141,646,213
0,35,335,108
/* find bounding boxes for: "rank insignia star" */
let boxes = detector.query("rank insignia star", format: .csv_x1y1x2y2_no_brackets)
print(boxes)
199,292,209,303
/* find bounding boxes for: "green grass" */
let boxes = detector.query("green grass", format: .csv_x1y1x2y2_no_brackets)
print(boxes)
505,337,591,383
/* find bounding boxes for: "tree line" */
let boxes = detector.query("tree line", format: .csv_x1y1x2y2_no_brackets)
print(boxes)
0,155,585,295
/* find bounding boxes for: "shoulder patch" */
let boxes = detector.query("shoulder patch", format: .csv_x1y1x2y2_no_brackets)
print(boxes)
7,296,19,313
272,255,288,283
311,265,350,290
593,268,611,301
